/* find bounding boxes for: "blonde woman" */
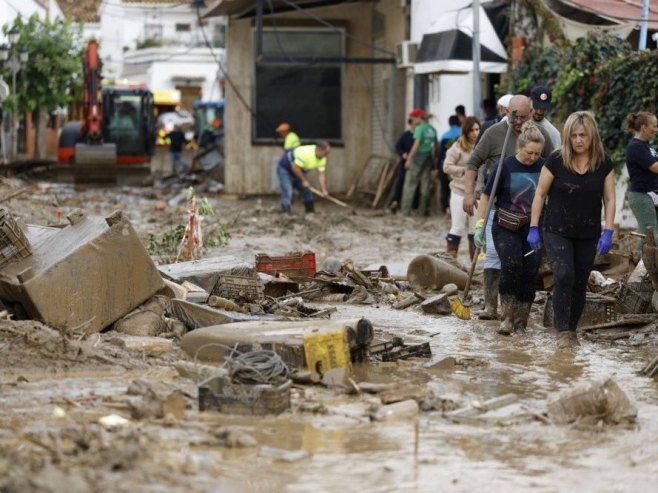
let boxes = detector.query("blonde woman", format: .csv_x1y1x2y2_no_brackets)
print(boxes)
529,111,616,347
475,121,545,335
443,116,481,258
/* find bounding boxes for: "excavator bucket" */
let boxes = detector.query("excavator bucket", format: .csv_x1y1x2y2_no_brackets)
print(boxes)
74,143,118,185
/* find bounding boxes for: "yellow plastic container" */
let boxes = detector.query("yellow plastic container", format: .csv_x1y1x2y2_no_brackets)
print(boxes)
303,327,351,374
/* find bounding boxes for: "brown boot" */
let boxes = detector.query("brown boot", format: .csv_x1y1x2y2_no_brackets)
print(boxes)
467,234,476,261
446,234,461,257
557,330,580,348
497,294,516,335
513,302,532,334
477,269,499,320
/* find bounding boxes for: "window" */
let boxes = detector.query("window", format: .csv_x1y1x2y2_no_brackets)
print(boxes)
176,23,192,32
213,24,226,48
254,29,343,142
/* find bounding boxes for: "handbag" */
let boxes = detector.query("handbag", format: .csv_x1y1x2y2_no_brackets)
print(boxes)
497,207,531,232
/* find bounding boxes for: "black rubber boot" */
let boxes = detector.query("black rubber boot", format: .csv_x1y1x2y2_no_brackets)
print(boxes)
478,268,500,320
304,201,315,214
497,295,516,335
513,302,532,334
446,234,461,257
280,204,291,214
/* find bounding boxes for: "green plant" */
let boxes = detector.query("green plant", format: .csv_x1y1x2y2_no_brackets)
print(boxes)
1,16,83,115
136,37,162,49
592,49,658,165
148,224,186,256
205,223,231,247
508,42,562,95
551,32,629,123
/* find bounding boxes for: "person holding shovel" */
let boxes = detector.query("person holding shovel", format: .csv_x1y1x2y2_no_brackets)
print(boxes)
474,121,545,335
463,95,555,319
528,111,616,347
277,141,331,214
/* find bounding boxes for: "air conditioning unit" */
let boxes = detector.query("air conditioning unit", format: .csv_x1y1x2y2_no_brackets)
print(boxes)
396,41,418,68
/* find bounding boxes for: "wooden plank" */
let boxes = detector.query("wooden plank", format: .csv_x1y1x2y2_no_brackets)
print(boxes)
373,159,397,207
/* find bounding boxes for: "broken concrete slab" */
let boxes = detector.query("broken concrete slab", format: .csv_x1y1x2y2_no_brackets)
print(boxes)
0,210,163,334
158,255,252,293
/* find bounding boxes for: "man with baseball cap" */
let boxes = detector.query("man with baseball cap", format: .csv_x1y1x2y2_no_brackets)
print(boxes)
275,122,301,150
402,108,438,216
530,85,561,148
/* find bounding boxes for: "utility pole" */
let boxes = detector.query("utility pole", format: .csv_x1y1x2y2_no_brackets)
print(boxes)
639,0,650,50
472,0,481,118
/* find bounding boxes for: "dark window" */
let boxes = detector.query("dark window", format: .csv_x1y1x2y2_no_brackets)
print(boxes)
254,29,343,143
176,23,192,32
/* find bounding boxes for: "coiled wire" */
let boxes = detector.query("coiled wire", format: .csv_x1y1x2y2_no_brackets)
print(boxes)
227,349,289,385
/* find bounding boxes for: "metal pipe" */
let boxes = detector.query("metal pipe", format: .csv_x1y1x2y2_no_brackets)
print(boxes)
472,0,481,118
639,0,650,50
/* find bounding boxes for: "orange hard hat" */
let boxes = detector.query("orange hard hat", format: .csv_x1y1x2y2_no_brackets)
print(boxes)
275,122,291,133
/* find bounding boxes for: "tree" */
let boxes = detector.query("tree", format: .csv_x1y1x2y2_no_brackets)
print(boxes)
1,15,83,158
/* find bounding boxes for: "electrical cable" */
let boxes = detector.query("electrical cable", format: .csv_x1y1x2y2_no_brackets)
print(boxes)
227,349,289,385
192,342,289,385
195,4,256,116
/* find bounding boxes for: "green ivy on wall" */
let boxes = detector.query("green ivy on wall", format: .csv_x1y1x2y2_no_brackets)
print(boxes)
508,32,658,170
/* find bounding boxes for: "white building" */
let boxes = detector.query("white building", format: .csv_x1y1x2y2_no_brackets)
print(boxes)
409,0,507,136
0,0,63,31
59,0,226,109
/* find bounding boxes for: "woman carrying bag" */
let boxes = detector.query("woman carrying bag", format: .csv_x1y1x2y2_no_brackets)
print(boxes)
474,121,546,335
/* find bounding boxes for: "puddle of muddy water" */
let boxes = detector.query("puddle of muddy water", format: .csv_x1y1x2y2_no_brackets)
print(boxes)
2,301,657,493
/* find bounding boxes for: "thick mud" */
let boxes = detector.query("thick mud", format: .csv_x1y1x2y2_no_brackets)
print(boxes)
1,177,657,492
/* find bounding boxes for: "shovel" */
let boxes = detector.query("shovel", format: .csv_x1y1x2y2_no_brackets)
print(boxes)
451,112,516,320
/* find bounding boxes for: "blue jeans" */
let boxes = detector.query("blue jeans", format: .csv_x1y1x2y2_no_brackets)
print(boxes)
171,151,188,174
277,155,313,207
484,209,501,270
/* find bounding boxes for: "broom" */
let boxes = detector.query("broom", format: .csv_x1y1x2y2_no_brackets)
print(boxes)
451,111,516,320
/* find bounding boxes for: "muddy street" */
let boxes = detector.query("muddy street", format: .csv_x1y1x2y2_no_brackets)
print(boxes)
1,178,657,493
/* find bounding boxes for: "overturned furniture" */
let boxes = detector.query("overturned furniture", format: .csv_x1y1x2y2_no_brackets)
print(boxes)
0,210,163,334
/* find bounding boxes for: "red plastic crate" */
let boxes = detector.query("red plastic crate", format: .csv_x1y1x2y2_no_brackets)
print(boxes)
255,252,316,278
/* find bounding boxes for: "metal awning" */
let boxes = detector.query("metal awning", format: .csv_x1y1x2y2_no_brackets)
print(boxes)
413,2,509,75
550,0,658,30
414,29,507,75
204,0,376,19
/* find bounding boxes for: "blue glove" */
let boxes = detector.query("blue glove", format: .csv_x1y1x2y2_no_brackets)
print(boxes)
473,218,485,248
597,228,614,255
527,226,541,251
